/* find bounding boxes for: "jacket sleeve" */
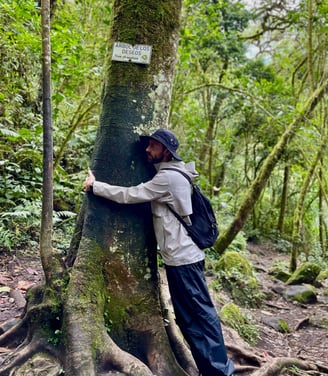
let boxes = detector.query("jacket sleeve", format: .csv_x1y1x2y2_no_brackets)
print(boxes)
92,174,169,204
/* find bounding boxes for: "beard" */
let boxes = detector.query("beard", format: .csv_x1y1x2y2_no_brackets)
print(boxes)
147,153,165,164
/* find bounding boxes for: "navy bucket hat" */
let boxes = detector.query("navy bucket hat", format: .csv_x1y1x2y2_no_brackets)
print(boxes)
140,128,182,161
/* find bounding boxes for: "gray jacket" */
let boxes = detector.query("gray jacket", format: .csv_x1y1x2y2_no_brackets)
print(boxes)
92,160,205,266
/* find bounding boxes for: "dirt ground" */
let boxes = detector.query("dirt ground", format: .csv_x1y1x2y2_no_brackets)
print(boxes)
0,251,44,324
239,243,328,374
0,243,327,375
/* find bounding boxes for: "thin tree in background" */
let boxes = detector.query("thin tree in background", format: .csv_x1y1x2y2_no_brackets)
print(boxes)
290,138,328,271
40,0,63,283
277,163,290,235
40,0,54,284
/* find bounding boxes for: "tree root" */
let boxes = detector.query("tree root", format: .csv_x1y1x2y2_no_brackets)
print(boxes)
222,324,265,369
0,318,27,348
224,332,328,376
0,320,153,376
98,329,154,376
0,293,58,349
226,342,263,367
1,269,326,375
317,363,328,374
250,357,319,376
0,285,64,375
215,317,328,375
0,336,39,372
159,271,198,376
0,334,61,376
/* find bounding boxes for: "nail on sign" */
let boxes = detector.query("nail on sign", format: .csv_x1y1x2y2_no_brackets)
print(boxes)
112,42,152,65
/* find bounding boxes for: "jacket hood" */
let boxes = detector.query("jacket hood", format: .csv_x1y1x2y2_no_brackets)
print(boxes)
155,161,199,181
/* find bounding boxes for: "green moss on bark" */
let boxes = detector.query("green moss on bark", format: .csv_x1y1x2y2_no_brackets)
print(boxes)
105,0,181,86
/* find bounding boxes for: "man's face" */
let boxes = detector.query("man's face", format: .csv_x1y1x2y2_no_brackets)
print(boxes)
146,139,167,164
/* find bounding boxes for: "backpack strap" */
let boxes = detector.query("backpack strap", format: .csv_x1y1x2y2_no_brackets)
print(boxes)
161,168,192,226
161,167,192,184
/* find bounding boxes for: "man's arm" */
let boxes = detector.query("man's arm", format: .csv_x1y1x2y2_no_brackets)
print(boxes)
83,169,169,204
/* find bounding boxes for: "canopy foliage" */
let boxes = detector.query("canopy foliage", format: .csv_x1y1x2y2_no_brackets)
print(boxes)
1,0,328,268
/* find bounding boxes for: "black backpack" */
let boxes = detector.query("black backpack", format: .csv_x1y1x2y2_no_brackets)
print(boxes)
162,168,219,249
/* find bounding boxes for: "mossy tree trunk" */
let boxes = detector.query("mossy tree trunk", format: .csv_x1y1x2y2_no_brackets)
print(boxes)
0,1,197,375
215,78,328,255
290,137,328,271
318,162,325,253
277,162,290,235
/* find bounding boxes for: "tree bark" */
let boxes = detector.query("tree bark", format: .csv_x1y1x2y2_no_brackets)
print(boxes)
277,163,289,235
64,0,186,374
318,163,324,252
0,1,191,375
40,0,54,284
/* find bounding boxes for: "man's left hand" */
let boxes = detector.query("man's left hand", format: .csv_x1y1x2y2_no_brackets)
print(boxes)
84,169,95,192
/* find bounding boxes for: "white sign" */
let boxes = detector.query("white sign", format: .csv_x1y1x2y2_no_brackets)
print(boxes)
112,42,152,65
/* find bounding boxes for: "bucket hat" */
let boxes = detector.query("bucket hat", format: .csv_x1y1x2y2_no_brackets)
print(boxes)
140,128,182,161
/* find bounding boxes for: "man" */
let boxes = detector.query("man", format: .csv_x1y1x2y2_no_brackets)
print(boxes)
84,128,235,376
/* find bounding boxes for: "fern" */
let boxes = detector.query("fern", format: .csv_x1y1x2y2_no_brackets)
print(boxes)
53,210,77,225
0,226,16,251
1,210,31,219
0,126,19,138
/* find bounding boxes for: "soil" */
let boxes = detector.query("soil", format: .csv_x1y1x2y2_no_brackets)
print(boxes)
0,251,44,325
232,242,328,374
0,243,327,375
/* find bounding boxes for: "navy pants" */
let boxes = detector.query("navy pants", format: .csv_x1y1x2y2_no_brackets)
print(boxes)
165,261,234,376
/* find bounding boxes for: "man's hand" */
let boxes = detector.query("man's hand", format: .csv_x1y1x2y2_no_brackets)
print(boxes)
84,169,95,192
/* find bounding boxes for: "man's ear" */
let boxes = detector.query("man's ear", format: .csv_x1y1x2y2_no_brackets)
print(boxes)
163,148,172,161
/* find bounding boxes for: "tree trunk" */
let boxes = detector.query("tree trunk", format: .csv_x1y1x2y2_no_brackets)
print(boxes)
290,137,327,271
318,163,324,253
0,1,195,375
40,0,55,284
277,163,290,235
215,77,328,254
198,60,228,181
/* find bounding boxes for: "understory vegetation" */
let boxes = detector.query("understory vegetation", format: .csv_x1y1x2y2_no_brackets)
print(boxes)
1,0,328,271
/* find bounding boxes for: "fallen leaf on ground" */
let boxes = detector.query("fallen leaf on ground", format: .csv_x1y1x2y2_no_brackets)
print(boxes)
0,286,11,293
16,281,34,291
26,267,38,275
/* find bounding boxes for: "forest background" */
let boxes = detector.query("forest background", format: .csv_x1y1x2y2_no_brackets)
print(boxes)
1,0,328,270
1,0,328,374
